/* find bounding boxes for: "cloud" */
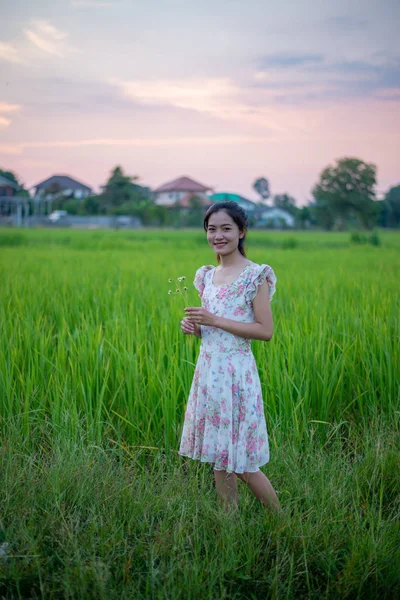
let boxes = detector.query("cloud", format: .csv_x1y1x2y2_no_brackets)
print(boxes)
0,143,22,155
0,102,21,128
112,77,307,132
71,1,113,6
0,41,26,64
259,53,324,68
0,135,274,156
0,103,22,113
322,15,368,30
23,20,71,57
252,54,400,104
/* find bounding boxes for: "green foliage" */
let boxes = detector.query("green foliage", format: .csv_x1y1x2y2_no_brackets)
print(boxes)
312,157,378,230
0,229,398,596
281,237,298,249
0,228,398,445
1,418,399,598
383,185,400,227
273,193,298,217
296,205,313,229
369,229,381,246
90,166,153,218
350,229,381,246
253,176,270,200
81,194,103,215
0,169,19,186
0,168,29,197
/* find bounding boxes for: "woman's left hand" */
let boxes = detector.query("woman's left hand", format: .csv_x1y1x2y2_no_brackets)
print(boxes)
184,307,217,327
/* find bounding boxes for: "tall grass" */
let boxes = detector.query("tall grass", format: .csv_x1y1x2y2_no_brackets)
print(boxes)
0,228,399,598
0,229,398,451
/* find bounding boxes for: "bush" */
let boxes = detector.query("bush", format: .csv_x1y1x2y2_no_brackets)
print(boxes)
281,237,298,249
369,230,381,246
350,231,368,244
350,230,381,246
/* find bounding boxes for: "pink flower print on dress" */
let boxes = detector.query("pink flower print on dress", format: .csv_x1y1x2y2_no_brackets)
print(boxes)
246,371,253,384
227,363,234,375
247,439,257,453
211,413,220,427
197,416,206,436
219,449,229,467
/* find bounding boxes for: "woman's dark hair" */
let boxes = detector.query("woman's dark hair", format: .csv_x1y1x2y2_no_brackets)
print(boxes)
204,201,249,260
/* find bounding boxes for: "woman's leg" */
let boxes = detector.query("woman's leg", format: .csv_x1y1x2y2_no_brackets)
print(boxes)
213,469,238,511
236,470,281,513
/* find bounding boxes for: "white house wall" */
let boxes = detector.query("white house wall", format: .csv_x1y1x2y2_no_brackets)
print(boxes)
155,191,207,206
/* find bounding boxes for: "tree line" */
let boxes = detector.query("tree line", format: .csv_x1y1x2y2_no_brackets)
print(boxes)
1,157,399,229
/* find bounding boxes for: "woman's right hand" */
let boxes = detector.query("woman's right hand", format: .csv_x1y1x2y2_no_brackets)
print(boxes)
180,317,201,338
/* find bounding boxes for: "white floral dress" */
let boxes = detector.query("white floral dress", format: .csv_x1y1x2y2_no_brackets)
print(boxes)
178,262,277,474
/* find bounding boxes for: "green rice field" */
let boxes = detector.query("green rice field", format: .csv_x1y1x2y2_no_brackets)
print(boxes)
0,228,399,599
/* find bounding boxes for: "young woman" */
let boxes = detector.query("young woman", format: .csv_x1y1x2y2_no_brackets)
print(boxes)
178,201,281,513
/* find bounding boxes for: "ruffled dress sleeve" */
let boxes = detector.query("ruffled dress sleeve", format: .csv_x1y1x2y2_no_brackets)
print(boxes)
245,264,277,302
193,265,214,300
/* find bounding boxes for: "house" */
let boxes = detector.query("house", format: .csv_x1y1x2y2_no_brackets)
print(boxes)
0,175,32,227
259,207,295,228
0,174,19,197
209,192,259,213
33,175,93,199
154,176,213,207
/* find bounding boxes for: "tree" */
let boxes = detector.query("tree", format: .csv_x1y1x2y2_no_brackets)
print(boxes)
273,193,298,217
253,177,270,202
310,199,336,230
82,194,102,215
384,185,400,227
312,157,378,229
296,205,312,229
98,166,151,214
0,168,29,197
100,166,138,208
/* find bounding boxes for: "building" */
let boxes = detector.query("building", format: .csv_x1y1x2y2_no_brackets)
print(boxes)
260,207,295,228
0,174,36,227
209,192,259,213
0,175,20,197
33,175,93,199
154,176,213,207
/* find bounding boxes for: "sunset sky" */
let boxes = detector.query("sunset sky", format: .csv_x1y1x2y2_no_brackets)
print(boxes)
1,0,399,204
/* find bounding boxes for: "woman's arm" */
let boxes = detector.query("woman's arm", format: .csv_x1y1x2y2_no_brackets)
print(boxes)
184,281,273,342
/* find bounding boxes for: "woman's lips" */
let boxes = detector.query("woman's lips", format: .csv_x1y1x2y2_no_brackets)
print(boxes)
214,242,227,247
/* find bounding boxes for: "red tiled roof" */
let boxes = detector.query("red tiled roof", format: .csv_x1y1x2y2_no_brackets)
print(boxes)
154,176,212,193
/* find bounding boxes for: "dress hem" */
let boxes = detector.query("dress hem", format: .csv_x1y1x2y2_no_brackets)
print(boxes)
178,451,270,474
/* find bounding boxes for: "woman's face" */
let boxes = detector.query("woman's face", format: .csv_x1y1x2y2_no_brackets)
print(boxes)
206,210,244,256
